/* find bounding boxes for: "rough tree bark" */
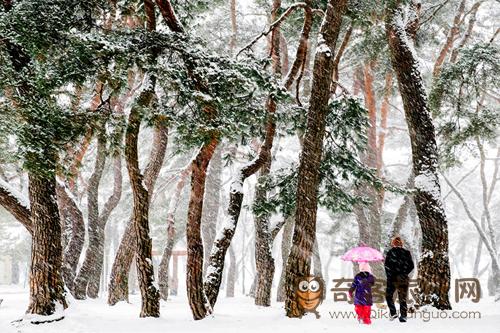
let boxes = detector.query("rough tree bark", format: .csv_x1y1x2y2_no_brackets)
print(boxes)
203,0,314,310
56,183,85,295
0,183,32,233
186,136,219,320
26,171,68,319
386,0,452,309
73,129,108,299
202,145,222,273
125,88,161,317
108,0,168,305
88,155,123,298
155,0,221,320
284,0,348,317
253,0,282,307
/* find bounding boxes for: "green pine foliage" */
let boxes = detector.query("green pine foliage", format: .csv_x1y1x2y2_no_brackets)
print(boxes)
430,43,500,167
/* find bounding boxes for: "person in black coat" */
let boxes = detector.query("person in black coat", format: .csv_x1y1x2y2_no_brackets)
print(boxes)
384,236,414,322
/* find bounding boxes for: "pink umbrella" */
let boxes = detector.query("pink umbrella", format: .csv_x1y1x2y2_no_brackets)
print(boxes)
341,246,384,262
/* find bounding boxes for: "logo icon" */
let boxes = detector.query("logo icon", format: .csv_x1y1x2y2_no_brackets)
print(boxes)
294,276,324,318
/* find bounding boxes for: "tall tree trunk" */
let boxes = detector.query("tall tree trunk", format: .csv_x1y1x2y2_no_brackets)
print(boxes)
432,0,466,77
56,183,85,295
360,61,385,278
386,1,452,310
108,0,168,307
284,0,348,317
88,155,123,298
203,106,276,309
125,89,161,317
253,0,281,307
186,136,219,320
254,160,275,306
74,130,108,300
108,120,168,306
202,145,222,273
158,163,191,300
226,245,237,297
277,216,293,302
26,171,67,319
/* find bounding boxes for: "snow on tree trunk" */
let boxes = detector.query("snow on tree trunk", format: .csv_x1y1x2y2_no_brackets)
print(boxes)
108,122,167,305
204,132,276,309
56,183,85,295
125,90,161,318
284,0,348,318
386,1,452,310
89,156,123,298
158,163,191,300
74,130,107,300
253,0,281,307
0,179,33,233
202,145,222,274
186,136,219,320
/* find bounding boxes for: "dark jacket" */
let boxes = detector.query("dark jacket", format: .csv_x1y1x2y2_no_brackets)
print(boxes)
349,271,375,306
384,247,414,279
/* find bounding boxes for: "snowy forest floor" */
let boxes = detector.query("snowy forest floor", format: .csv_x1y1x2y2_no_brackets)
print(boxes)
1,285,499,333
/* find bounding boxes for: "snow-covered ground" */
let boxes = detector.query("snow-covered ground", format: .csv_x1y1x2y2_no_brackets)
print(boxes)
1,286,499,333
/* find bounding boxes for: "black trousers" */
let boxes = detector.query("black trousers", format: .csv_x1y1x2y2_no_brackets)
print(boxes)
386,275,409,318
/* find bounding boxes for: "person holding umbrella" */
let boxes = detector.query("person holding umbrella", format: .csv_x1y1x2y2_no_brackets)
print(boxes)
348,262,375,324
342,245,384,325
384,236,414,323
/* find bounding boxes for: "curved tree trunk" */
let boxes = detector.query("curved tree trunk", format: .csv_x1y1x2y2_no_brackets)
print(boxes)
88,155,123,298
125,88,161,317
202,145,222,273
253,0,282,307
74,130,107,299
386,1,452,310
56,183,85,295
186,136,219,320
158,162,191,300
284,0,348,317
108,120,168,305
0,181,32,233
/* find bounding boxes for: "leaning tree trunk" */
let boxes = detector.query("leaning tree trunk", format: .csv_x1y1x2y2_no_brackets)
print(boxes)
202,145,222,273
253,0,282,307
284,0,348,317
73,130,107,299
158,163,191,300
107,0,168,307
186,136,219,320
386,1,452,310
56,183,85,295
26,171,67,318
107,121,168,305
125,88,161,317
88,155,123,298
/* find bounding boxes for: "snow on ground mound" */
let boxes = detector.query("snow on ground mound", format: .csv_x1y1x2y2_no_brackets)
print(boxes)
0,286,499,333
